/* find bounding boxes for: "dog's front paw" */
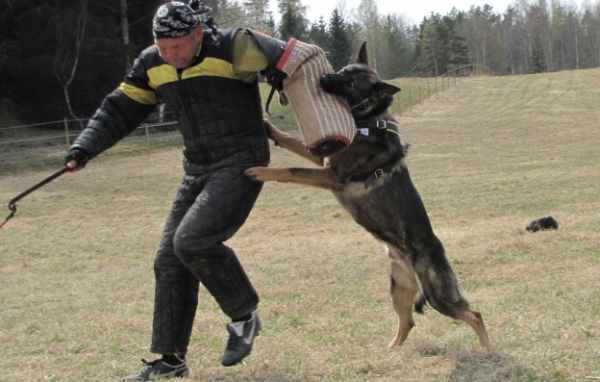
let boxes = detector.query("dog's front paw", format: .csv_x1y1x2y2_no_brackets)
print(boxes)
263,119,286,146
263,119,278,144
245,167,268,182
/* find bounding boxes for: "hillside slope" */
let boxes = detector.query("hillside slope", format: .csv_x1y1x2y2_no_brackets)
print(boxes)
0,69,599,381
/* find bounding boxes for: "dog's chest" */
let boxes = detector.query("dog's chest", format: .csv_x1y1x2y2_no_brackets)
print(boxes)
329,134,399,181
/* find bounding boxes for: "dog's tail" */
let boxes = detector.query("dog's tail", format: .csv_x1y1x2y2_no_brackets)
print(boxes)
414,294,427,314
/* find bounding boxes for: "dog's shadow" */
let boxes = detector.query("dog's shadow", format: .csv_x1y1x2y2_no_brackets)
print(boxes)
413,341,539,381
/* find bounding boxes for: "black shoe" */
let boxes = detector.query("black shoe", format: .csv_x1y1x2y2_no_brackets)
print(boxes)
221,312,262,366
121,358,189,381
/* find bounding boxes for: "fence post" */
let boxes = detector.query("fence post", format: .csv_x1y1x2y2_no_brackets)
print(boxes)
427,79,430,99
145,123,151,154
64,118,70,147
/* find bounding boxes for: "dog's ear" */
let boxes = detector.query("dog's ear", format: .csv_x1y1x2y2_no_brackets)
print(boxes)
357,42,368,65
375,81,401,97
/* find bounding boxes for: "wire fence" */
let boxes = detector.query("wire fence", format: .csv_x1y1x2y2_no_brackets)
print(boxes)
0,66,487,176
0,110,182,175
391,64,490,117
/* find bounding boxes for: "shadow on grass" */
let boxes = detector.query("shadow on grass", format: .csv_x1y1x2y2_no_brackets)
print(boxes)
189,370,310,382
413,341,542,382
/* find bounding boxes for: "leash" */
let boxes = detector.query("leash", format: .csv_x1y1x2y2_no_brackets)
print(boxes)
264,71,287,120
264,85,284,119
0,167,70,230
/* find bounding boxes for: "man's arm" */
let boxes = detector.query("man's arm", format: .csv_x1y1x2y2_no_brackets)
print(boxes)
232,29,287,81
66,55,158,170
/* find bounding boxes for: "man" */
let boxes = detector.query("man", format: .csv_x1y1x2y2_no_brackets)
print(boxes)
65,1,288,380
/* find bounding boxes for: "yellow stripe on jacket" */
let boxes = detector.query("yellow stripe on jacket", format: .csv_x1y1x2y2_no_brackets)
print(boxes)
119,30,268,105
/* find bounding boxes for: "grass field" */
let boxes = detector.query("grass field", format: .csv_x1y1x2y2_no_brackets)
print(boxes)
1,68,599,381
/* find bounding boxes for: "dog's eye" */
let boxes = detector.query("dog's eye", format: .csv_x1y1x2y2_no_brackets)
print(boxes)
349,81,355,88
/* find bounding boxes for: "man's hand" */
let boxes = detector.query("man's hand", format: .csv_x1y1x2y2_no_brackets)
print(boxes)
65,148,90,172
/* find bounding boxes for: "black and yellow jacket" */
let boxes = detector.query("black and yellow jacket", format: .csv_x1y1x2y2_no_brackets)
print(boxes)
72,28,286,174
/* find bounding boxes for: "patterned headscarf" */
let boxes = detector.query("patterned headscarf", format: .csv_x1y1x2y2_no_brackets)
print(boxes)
153,2,199,39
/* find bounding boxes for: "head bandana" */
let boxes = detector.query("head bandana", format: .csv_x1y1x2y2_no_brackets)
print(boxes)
153,2,199,39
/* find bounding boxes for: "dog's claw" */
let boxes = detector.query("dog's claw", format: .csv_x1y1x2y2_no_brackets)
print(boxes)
245,167,265,182
245,168,258,181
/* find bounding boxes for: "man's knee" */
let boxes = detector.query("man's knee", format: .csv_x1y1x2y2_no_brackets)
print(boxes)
172,227,224,265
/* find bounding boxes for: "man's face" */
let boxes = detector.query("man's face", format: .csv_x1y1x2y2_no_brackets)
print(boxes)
156,28,202,69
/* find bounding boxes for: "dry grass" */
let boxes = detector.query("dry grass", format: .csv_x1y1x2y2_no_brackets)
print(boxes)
1,68,599,381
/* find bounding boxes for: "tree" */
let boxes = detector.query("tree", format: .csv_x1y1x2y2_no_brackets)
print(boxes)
414,13,470,76
208,0,246,29
346,20,364,57
579,3,600,68
529,1,551,71
531,34,547,72
308,16,329,48
378,14,412,79
119,0,132,71
278,1,308,41
457,5,504,74
277,0,307,16
328,9,352,71
52,0,88,128
243,0,275,34
355,0,381,69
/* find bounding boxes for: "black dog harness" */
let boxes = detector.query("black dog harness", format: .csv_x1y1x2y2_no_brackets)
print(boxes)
350,119,401,188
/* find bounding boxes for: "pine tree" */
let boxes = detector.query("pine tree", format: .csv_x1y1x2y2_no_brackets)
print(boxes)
328,9,352,71
243,0,275,34
308,16,328,48
414,13,470,76
278,2,307,41
531,35,547,73
378,14,411,79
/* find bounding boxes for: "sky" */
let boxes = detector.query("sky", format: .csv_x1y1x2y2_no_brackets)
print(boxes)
272,0,515,24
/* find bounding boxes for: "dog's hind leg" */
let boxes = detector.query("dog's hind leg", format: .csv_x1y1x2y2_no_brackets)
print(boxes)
387,247,423,348
416,257,492,350
455,305,492,350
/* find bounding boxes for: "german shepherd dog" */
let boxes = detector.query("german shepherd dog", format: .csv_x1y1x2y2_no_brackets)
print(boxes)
247,43,492,350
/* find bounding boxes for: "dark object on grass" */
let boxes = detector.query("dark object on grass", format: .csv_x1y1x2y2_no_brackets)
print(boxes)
526,216,559,232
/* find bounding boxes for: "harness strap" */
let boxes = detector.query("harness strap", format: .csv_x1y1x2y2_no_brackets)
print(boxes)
355,119,400,136
350,119,401,188
355,119,398,130
349,157,400,188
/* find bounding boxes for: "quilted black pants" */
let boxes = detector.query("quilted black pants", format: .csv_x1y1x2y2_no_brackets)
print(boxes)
150,166,263,356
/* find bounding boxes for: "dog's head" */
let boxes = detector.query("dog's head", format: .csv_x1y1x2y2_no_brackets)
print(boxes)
320,42,400,120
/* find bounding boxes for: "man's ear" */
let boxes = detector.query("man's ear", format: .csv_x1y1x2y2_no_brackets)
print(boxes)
194,26,204,40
